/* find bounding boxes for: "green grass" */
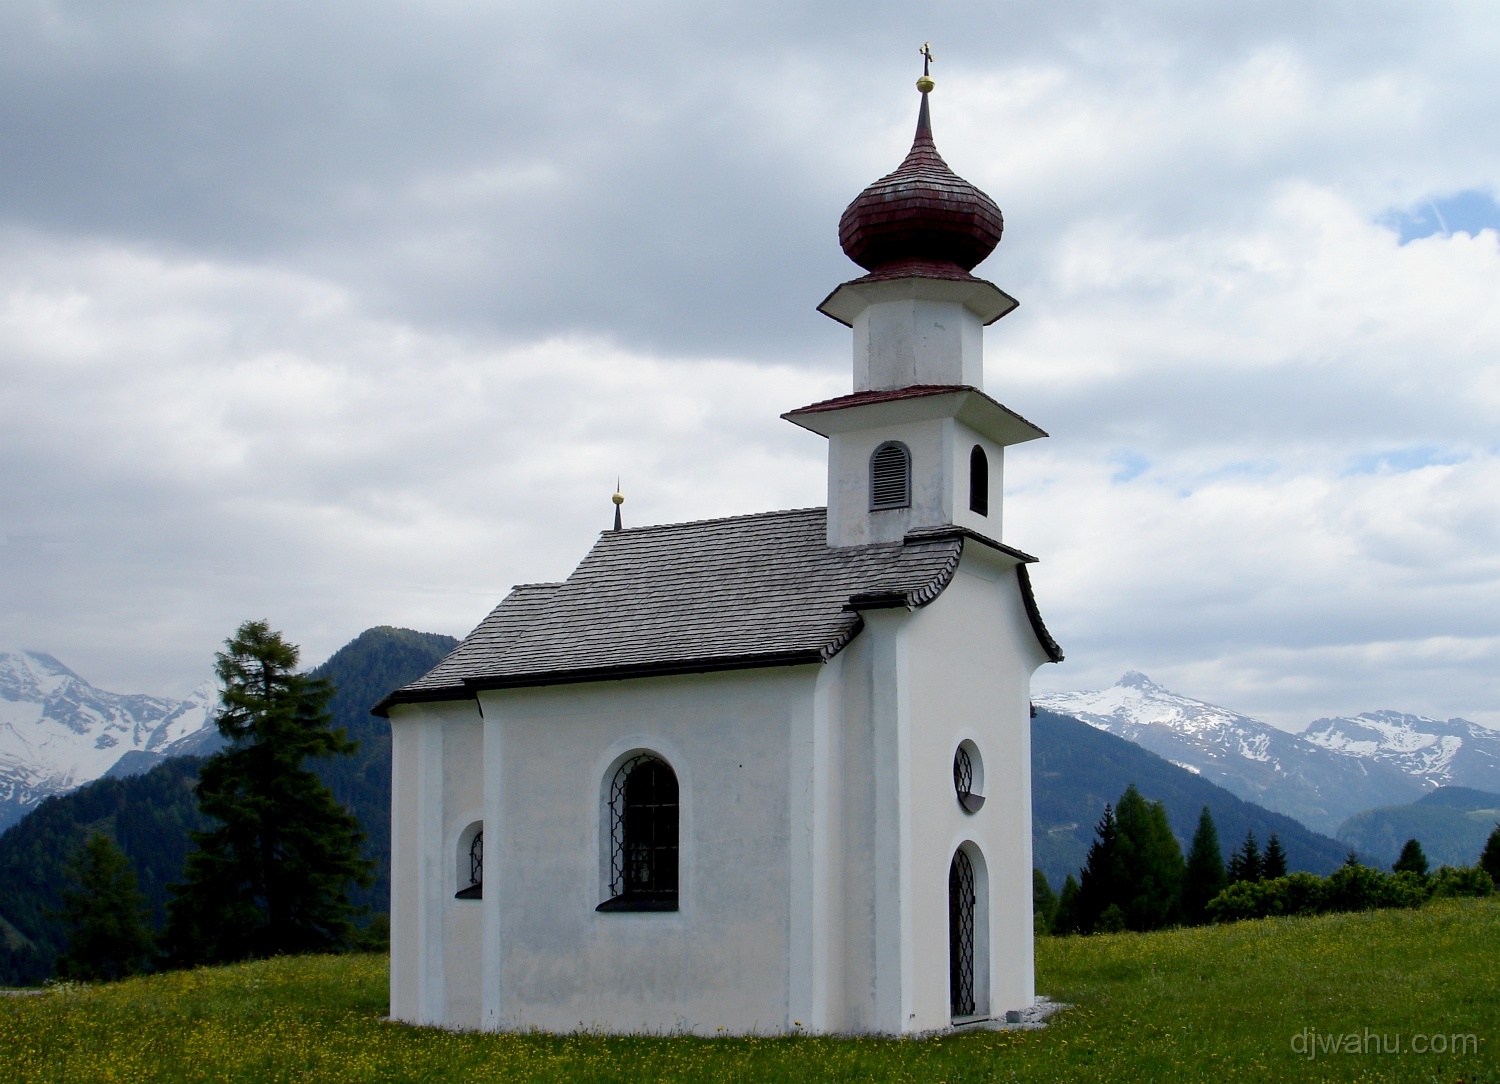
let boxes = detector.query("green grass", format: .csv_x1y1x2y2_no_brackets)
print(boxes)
3,899,1497,1083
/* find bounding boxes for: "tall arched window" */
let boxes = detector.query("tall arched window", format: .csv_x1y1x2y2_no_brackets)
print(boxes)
969,445,989,516
870,441,912,510
597,754,679,912
949,848,976,1017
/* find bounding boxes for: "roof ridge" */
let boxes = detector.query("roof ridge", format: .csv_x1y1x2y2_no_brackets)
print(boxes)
601,506,826,536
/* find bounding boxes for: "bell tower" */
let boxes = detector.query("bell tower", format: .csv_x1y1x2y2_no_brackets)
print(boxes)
784,62,1046,547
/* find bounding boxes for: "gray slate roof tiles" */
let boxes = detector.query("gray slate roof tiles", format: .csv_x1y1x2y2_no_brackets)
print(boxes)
375,507,1061,715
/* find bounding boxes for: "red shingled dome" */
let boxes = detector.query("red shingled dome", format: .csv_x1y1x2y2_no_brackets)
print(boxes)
838,94,1003,276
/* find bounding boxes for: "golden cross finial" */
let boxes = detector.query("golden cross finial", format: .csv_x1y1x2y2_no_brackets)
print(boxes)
917,42,936,93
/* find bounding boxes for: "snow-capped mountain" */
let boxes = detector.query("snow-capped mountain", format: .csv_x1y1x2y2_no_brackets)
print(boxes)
1034,673,1428,835
1302,711,1500,792
0,651,217,832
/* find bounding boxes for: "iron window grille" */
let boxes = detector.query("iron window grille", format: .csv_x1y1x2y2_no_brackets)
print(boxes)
969,445,989,516
949,848,976,1018
953,745,985,813
869,441,912,510
455,829,482,899
597,754,679,912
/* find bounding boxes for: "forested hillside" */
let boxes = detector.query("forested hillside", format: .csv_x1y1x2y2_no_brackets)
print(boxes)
1337,786,1500,869
1032,708,1350,888
0,758,207,984
0,626,456,985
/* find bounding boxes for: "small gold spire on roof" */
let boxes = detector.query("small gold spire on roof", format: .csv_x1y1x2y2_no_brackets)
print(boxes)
917,42,935,93
612,479,624,531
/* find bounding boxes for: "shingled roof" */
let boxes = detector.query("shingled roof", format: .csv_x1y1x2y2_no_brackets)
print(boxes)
373,507,1059,715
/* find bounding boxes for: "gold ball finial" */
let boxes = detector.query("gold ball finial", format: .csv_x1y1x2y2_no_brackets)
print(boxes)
916,74,935,93
612,490,624,506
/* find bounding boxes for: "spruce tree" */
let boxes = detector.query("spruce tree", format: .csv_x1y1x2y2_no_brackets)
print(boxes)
1052,874,1083,935
1262,833,1288,879
1032,869,1058,935
164,621,373,965
1113,784,1185,931
54,833,155,981
1075,804,1120,934
1182,806,1227,925
1481,825,1500,884
1227,830,1262,884
1393,838,1429,877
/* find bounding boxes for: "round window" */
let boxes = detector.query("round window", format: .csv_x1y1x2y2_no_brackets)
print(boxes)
953,740,985,814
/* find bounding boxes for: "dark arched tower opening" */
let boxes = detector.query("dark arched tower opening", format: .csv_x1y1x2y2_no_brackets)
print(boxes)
969,445,989,517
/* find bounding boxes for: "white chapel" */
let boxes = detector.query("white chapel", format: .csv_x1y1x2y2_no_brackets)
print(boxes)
375,65,1063,1035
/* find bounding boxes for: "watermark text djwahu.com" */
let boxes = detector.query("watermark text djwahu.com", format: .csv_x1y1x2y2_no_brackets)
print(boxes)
1291,1028,1481,1060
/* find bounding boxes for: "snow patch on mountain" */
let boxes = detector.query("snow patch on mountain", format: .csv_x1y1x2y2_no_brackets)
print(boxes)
0,651,216,832
1302,710,1500,791
1034,673,1429,835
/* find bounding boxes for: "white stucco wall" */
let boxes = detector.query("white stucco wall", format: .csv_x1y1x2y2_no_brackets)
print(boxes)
827,417,1006,547
388,698,485,1027
900,544,1049,1026
475,666,820,1034
852,298,984,391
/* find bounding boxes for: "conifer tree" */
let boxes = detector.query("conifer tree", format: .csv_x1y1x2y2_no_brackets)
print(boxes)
164,621,373,965
1481,825,1500,884
1182,806,1227,925
1032,869,1058,935
1113,784,1185,931
1393,838,1429,877
1262,833,1288,879
54,832,155,981
1052,874,1083,936
1226,830,1262,884
1075,804,1120,934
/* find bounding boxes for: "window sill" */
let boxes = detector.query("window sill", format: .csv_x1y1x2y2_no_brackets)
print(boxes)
958,792,986,814
454,883,482,900
596,893,678,913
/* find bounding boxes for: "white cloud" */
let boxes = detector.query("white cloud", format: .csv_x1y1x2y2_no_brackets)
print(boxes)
0,231,838,694
0,0,1498,733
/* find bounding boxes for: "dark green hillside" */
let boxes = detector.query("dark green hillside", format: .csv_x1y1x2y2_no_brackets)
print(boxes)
0,757,207,985
1032,708,1349,888
1338,786,1500,869
307,626,459,914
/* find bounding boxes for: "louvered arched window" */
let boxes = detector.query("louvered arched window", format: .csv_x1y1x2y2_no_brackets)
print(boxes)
870,441,912,510
969,445,989,516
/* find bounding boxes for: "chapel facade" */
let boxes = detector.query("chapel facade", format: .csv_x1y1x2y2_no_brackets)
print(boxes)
376,70,1062,1035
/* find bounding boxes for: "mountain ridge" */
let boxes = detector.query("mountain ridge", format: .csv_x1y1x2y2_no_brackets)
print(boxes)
1035,673,1500,836
0,650,217,832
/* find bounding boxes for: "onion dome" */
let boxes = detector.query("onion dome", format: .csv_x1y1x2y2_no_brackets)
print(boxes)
837,90,1003,279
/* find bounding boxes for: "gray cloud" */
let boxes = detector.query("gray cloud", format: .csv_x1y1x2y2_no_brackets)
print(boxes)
1,1,1498,732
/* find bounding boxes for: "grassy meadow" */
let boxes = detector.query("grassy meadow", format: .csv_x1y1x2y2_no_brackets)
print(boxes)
2,898,1496,1083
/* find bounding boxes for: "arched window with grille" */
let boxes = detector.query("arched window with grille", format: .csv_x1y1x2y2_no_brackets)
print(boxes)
455,821,482,899
949,848,975,1017
597,754,679,912
948,843,990,1021
869,441,912,510
969,444,989,516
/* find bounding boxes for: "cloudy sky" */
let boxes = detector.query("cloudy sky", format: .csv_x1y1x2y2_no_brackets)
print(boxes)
2,0,1497,731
